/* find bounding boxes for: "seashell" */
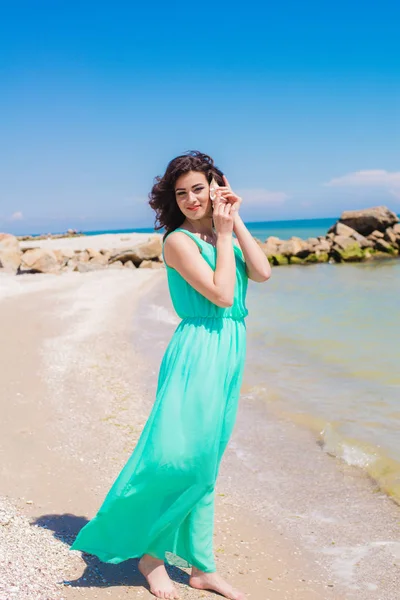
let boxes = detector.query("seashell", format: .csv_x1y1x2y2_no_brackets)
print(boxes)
209,177,219,202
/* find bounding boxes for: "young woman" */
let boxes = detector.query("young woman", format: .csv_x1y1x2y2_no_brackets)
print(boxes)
70,151,271,599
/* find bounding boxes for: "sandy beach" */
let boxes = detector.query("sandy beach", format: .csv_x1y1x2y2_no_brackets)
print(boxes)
18,232,157,252
1,234,399,600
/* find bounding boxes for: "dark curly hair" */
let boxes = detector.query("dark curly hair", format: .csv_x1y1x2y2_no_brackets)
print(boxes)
149,150,225,239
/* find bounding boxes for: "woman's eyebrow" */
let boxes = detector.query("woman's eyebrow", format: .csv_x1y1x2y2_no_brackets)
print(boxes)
175,183,204,192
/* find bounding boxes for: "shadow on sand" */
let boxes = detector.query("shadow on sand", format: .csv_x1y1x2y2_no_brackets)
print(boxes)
33,513,191,592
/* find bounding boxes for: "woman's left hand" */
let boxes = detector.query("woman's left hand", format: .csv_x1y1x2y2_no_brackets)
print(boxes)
216,175,242,216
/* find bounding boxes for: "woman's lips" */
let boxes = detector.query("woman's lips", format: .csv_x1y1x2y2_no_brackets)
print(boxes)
187,206,200,211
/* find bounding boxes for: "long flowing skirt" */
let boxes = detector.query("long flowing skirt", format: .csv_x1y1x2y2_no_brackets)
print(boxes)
70,316,246,573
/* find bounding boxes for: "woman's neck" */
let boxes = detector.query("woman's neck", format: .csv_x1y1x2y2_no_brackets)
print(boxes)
182,217,214,237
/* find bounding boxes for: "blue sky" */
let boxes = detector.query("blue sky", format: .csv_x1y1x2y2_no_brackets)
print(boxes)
1,0,399,234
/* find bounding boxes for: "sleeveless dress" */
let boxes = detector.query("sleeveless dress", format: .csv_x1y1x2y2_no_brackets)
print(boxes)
70,228,249,573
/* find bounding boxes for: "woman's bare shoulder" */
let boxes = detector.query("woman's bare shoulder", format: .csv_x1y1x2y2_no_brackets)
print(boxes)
163,231,202,268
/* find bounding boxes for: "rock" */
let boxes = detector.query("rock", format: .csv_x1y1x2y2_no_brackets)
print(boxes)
264,236,281,244
261,237,281,257
328,223,373,248
67,228,77,235
315,252,329,263
89,254,109,266
0,233,22,272
124,260,136,269
139,259,164,269
110,236,163,266
384,228,399,245
393,223,400,235
87,248,102,260
338,206,399,236
53,249,75,267
108,260,124,269
75,262,106,273
328,222,356,237
20,248,60,273
368,230,384,239
352,232,374,248
374,239,398,255
303,252,329,264
76,250,90,263
289,256,304,264
270,254,289,266
331,238,363,262
279,239,305,257
66,258,78,271
313,239,331,253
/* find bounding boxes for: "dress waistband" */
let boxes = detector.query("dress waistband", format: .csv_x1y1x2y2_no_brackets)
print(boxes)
181,315,247,322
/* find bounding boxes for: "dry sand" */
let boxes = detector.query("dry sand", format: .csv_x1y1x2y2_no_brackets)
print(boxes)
0,253,398,599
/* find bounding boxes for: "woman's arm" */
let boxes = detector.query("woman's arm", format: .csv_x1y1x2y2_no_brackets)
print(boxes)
233,214,272,282
163,231,236,307
217,176,271,283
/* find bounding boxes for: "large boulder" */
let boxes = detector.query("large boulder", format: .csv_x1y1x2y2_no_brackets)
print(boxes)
336,206,399,236
0,233,22,272
20,248,60,273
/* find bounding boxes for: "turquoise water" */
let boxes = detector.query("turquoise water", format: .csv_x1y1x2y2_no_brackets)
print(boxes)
245,259,400,497
82,218,338,242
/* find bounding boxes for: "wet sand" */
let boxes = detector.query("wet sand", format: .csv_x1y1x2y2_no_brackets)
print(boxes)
0,262,398,598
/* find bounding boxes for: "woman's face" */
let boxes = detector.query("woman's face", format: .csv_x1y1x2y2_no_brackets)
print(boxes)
174,171,212,220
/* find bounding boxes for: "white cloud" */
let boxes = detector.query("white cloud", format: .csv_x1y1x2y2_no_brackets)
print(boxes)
237,189,289,205
10,211,23,221
325,170,400,199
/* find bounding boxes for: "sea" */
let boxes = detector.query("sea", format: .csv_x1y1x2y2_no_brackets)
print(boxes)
82,217,338,242
94,217,400,502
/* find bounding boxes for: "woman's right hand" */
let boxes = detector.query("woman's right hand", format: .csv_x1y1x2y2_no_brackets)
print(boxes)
213,197,234,236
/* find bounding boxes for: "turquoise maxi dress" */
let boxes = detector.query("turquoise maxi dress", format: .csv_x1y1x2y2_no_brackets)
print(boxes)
70,228,249,573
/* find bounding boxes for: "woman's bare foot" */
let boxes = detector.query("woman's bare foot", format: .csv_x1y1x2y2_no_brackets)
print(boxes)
138,554,179,599
189,568,246,600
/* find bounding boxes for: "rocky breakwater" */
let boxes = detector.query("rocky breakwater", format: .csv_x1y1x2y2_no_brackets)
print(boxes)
16,228,83,241
0,234,164,275
259,206,400,266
